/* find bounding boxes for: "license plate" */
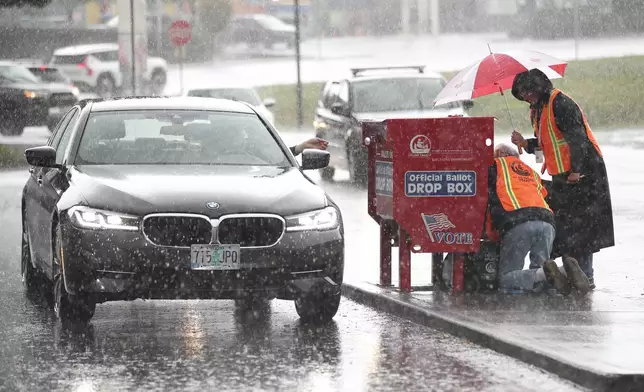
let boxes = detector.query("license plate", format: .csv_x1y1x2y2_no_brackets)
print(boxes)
190,244,241,270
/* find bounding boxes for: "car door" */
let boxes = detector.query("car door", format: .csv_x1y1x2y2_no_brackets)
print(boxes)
31,108,80,277
25,109,75,271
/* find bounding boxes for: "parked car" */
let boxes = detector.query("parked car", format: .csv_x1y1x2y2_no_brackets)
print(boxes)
313,66,474,185
0,61,71,136
19,62,82,131
220,14,297,49
49,43,168,97
184,86,277,125
21,96,343,325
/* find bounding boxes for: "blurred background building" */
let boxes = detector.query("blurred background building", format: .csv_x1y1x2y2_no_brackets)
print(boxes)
0,0,640,63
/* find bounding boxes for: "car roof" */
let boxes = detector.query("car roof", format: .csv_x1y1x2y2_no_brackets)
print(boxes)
349,72,444,82
53,43,118,56
185,85,257,93
89,97,257,114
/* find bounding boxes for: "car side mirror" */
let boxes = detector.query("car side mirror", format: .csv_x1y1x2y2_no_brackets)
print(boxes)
331,102,347,116
25,146,58,168
462,100,474,110
301,149,330,170
263,97,276,108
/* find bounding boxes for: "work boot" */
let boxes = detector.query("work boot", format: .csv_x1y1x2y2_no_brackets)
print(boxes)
543,260,571,296
588,277,596,291
562,257,591,295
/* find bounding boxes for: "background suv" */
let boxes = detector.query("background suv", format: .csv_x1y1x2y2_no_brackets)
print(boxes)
0,61,76,136
313,66,474,185
50,43,168,97
19,62,83,130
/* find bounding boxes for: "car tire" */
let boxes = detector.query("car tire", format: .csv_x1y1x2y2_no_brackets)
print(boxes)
96,74,116,98
150,69,167,95
294,290,341,325
320,166,335,181
0,117,26,136
234,297,272,312
348,147,368,187
21,224,41,295
52,226,96,323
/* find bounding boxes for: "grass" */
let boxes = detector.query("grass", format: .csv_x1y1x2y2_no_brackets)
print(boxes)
256,56,644,132
0,145,26,168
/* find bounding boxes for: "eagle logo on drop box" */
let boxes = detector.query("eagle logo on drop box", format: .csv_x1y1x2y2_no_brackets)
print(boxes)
421,213,473,245
410,135,431,156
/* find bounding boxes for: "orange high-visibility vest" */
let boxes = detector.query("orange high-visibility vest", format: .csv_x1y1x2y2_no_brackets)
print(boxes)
495,156,551,212
531,88,603,176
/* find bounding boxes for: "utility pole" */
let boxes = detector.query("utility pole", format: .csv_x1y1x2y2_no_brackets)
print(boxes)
294,0,303,130
573,0,580,60
156,0,162,54
401,0,411,34
418,0,428,34
130,0,136,95
430,0,440,36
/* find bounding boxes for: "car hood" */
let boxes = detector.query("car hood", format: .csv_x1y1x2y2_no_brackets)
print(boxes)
42,83,78,94
70,165,328,217
353,108,467,122
6,82,75,94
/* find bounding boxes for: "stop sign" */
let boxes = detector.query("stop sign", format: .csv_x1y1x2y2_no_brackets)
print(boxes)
168,20,192,47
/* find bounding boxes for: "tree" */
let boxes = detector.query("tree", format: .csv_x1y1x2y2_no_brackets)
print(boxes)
0,0,51,6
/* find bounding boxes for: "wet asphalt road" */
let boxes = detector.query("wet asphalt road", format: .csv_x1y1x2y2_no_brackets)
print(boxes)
0,169,585,392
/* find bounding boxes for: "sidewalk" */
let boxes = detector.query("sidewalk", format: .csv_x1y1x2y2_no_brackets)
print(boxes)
333,143,644,391
342,282,644,391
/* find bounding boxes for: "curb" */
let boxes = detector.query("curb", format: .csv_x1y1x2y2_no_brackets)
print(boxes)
341,282,644,392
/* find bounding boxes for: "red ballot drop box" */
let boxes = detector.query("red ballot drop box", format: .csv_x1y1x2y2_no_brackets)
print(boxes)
362,117,495,293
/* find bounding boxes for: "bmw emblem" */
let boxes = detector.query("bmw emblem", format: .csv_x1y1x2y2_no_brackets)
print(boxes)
206,202,220,210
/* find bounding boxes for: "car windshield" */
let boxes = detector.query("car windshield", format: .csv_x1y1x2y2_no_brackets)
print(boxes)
187,88,262,106
75,110,291,166
28,67,68,83
253,15,291,29
351,77,446,112
0,65,40,84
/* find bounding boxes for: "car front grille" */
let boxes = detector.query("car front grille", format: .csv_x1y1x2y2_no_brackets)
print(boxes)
217,216,285,248
142,215,212,247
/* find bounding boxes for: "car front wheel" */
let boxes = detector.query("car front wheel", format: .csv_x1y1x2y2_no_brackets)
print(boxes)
294,290,341,325
348,147,368,187
52,226,96,323
21,225,41,295
320,166,335,181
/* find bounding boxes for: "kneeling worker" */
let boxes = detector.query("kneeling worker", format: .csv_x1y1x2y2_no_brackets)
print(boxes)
486,144,590,295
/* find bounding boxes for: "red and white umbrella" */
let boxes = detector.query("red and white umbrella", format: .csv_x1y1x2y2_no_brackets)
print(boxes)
433,49,568,107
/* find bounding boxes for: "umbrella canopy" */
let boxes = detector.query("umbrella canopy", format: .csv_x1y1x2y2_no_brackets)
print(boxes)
434,50,567,107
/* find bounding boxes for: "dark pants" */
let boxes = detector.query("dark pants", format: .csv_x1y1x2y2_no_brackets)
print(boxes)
570,252,594,279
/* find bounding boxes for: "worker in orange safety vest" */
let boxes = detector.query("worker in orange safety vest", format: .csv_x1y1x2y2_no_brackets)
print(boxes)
485,143,590,295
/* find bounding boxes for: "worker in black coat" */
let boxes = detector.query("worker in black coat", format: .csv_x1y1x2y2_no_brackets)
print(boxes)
510,69,615,290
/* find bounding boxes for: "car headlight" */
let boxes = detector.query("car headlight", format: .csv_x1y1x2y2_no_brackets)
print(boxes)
285,207,339,232
24,90,47,99
68,206,140,231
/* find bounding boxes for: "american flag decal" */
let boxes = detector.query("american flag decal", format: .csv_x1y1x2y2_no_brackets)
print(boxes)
421,213,456,242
